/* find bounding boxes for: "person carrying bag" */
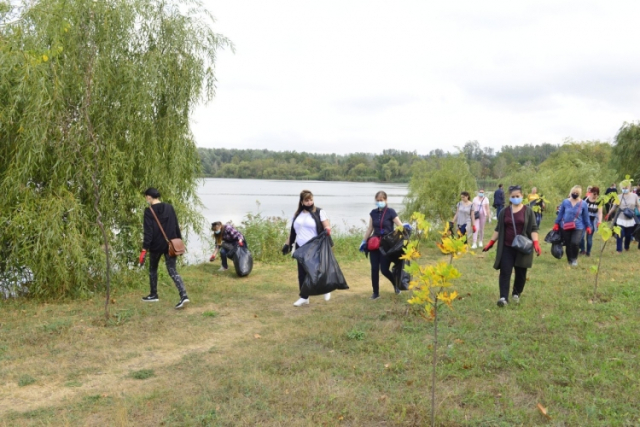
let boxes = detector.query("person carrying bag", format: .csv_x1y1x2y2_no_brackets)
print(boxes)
139,188,190,309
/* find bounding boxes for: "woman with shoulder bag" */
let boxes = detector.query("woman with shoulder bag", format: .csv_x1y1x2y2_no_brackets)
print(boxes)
471,189,491,249
283,190,332,307
606,179,640,253
483,185,541,307
359,191,404,300
452,191,475,237
553,185,590,266
139,188,190,309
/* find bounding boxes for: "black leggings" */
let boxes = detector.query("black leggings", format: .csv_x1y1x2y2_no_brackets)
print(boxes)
498,245,527,301
148,251,187,298
563,229,584,262
369,249,394,295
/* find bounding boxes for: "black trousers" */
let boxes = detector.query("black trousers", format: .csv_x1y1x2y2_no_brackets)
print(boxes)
499,245,527,301
369,249,395,295
148,251,187,298
563,229,584,262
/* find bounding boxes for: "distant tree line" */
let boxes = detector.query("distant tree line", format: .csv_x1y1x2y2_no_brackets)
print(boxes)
198,142,562,183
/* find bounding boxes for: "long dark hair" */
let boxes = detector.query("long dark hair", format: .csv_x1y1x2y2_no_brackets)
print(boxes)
211,221,224,245
294,189,316,217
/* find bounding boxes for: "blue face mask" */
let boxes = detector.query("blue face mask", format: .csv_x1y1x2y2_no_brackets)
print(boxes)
478,193,484,198
214,230,221,235
376,201,386,209
510,197,522,205
622,189,629,194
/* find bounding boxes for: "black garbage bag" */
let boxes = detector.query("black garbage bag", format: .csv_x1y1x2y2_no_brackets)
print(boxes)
392,260,411,291
292,232,349,296
232,246,253,277
380,227,411,259
544,230,563,244
221,241,238,259
551,242,563,260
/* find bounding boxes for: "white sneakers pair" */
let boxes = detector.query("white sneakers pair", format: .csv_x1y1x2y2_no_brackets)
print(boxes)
293,293,331,307
471,242,482,249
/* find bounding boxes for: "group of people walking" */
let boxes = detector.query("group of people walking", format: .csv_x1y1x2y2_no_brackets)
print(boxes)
138,178,639,310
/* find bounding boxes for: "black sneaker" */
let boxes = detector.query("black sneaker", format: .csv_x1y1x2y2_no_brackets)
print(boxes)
370,293,380,300
497,297,508,307
175,296,190,309
142,294,159,302
394,287,401,295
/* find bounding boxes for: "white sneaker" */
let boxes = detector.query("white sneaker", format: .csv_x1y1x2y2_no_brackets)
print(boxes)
293,298,309,307
497,297,508,307
218,267,228,271
324,293,331,301
471,243,477,249
512,295,520,304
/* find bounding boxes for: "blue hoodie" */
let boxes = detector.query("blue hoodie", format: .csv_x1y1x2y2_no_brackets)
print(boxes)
555,199,590,230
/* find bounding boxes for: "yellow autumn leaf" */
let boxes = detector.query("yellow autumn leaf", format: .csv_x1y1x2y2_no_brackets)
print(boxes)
42,54,48,62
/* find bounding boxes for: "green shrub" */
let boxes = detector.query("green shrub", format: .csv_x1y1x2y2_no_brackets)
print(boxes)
18,375,36,387
238,211,289,264
128,369,155,380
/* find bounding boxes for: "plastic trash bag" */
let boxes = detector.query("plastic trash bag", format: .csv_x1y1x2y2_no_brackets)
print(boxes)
544,230,563,244
392,260,411,291
232,246,253,277
551,242,564,260
380,227,411,259
292,232,349,296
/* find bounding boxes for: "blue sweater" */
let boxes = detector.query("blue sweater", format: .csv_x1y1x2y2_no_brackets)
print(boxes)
555,199,590,230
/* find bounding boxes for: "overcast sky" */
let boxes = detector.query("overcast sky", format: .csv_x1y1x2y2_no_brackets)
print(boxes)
192,0,640,155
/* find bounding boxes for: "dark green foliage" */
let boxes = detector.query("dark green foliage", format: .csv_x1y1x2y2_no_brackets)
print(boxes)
612,121,640,182
0,0,230,298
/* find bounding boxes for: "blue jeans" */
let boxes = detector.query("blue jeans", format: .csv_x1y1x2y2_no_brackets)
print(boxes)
616,226,636,252
535,213,542,228
495,205,503,218
579,216,597,255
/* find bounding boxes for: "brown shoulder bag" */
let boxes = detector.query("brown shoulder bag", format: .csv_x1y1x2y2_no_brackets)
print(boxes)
148,205,186,257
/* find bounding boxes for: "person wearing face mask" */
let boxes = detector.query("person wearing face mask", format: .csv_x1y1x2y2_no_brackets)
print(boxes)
209,221,246,272
360,191,405,300
483,185,541,307
606,179,640,253
283,189,332,307
553,185,590,266
471,189,491,249
579,186,603,257
140,188,190,309
452,191,474,237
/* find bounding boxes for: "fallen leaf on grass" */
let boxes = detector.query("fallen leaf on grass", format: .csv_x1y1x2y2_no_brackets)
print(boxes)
285,389,289,395
406,380,414,386
462,364,472,370
254,334,261,339
254,314,258,318
384,364,390,369
379,395,387,401
454,339,464,344
537,403,551,419
338,416,344,421
110,299,116,304
588,299,593,304
496,393,502,398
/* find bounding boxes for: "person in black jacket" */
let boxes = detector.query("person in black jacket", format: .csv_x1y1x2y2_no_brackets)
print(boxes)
493,184,505,218
139,188,190,309
360,191,405,300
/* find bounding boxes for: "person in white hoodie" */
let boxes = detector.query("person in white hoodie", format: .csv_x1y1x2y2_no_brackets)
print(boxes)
471,189,491,249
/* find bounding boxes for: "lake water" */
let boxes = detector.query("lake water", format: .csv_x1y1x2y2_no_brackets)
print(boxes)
188,178,408,261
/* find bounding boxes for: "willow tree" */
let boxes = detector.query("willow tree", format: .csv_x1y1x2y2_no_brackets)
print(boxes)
612,121,640,182
0,0,230,302
404,155,478,223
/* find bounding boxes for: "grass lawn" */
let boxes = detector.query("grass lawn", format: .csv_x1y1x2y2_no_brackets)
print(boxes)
1,222,639,426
